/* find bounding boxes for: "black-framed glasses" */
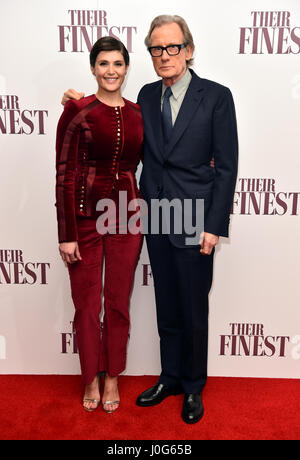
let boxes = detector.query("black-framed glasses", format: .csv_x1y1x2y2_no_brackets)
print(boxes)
148,43,187,57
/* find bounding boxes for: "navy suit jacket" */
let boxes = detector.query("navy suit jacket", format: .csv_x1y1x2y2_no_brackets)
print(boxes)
137,69,238,247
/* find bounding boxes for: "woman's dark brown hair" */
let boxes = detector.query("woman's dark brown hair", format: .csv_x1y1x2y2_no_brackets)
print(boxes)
90,36,130,67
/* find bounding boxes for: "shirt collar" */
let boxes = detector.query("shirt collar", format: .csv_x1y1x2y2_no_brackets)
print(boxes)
162,68,192,100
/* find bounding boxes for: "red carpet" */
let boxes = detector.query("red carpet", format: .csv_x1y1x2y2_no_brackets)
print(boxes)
0,375,299,440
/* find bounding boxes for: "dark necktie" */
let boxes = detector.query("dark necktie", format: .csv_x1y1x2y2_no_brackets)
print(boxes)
162,86,173,144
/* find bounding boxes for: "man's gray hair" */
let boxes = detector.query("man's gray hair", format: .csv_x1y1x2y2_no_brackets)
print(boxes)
144,15,195,67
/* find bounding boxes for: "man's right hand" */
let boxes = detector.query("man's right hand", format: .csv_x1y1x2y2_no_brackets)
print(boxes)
61,89,85,106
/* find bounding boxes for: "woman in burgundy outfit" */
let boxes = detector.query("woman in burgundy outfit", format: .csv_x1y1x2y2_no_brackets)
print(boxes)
55,37,143,413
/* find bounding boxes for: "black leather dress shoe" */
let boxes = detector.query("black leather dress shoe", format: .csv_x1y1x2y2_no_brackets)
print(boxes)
136,382,183,407
181,393,204,424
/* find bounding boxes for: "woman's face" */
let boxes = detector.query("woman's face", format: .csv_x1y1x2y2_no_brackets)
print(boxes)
91,50,128,93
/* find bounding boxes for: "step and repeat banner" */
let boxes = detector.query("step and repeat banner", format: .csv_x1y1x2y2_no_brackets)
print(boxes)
1,0,300,379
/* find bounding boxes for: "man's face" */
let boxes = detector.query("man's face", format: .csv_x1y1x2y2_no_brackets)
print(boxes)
149,22,193,85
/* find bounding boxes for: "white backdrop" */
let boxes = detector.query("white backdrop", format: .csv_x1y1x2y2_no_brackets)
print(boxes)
1,0,300,379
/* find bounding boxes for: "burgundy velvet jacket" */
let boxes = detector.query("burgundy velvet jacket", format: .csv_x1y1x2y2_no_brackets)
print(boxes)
55,95,144,243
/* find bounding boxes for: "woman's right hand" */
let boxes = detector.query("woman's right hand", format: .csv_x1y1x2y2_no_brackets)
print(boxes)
59,241,82,264
61,89,85,106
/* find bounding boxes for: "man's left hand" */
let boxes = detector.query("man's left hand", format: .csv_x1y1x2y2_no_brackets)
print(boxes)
199,232,219,255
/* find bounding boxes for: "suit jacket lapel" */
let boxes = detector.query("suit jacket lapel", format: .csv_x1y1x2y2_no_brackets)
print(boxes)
148,81,165,159
165,73,205,159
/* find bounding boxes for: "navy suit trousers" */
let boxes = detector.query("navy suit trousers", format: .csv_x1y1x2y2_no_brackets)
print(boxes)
146,233,214,394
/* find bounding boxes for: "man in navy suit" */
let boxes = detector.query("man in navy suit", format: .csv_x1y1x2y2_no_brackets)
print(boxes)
135,15,238,424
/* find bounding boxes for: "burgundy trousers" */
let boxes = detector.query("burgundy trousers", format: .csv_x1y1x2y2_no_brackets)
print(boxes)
68,216,143,385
